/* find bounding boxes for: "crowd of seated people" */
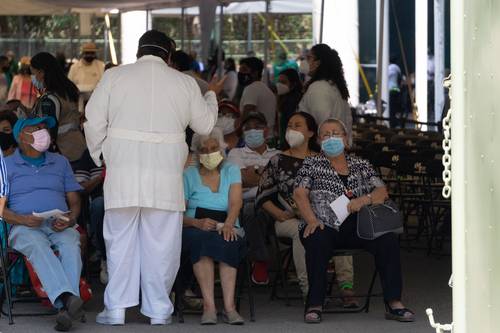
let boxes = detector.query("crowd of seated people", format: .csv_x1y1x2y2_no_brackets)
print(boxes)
0,41,416,331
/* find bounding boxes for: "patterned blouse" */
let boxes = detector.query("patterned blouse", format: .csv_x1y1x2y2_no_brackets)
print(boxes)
294,152,384,230
256,153,305,214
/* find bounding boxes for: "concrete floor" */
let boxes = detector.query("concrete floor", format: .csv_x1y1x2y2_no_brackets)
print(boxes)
0,249,452,333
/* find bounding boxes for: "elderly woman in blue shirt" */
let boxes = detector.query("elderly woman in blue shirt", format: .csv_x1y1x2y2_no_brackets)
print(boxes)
2,117,83,332
182,127,245,325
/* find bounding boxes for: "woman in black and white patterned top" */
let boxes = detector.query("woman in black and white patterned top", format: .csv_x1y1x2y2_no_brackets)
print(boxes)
293,119,414,324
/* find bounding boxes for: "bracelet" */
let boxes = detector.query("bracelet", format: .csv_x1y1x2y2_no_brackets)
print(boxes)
366,194,373,205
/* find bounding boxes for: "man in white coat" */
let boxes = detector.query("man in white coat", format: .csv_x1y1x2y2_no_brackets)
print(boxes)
84,30,224,326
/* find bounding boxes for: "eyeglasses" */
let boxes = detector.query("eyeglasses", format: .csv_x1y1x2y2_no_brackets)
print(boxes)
243,125,265,131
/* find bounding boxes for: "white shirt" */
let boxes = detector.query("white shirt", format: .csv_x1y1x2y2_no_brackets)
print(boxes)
388,63,401,91
240,81,277,130
227,145,281,199
84,55,218,212
68,59,105,92
223,70,238,100
298,80,353,144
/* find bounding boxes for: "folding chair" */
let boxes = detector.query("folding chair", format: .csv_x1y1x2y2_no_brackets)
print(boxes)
323,249,380,314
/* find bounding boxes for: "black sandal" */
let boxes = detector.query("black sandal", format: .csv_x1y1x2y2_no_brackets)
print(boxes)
384,303,415,322
304,309,322,324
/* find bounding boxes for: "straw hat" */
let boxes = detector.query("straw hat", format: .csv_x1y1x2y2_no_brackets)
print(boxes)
81,42,98,53
19,56,31,65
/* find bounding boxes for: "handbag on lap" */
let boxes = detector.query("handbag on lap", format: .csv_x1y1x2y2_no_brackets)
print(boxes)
357,200,404,240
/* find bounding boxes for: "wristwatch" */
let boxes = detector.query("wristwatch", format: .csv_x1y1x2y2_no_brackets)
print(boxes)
367,194,373,205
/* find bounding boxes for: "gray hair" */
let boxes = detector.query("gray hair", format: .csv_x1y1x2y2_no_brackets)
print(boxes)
191,127,227,153
318,118,348,135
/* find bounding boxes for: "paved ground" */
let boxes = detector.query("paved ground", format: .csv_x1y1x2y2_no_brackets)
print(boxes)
1,249,452,333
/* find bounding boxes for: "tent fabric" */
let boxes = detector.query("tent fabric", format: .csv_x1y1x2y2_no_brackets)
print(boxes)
153,0,313,15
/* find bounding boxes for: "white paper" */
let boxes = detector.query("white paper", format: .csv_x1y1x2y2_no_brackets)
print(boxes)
329,194,351,226
33,209,70,221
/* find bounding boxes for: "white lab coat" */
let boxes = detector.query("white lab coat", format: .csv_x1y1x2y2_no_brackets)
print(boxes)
84,55,218,212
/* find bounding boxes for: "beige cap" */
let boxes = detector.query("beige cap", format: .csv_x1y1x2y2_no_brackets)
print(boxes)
81,42,98,53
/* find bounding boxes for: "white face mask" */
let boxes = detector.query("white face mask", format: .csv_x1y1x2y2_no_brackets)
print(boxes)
215,116,236,135
276,82,290,96
299,60,310,76
285,129,305,148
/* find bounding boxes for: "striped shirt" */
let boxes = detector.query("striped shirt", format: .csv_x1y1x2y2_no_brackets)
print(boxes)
0,150,8,197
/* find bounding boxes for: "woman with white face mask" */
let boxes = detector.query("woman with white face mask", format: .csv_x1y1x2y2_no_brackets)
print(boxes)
183,128,245,325
214,100,242,151
276,68,303,147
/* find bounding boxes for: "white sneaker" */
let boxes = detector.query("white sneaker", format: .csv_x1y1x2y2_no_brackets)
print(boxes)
99,260,109,285
96,308,125,325
150,317,172,325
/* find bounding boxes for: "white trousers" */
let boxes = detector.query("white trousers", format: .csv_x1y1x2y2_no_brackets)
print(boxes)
103,207,182,320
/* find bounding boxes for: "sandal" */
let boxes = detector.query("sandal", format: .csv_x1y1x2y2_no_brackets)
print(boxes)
384,303,415,322
340,289,360,309
304,309,322,324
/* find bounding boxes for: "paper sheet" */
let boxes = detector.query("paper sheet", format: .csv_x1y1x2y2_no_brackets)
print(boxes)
33,209,70,221
329,194,351,226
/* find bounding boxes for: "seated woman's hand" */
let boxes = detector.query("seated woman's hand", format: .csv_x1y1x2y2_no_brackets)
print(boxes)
347,198,368,213
219,223,238,242
197,218,218,231
303,219,324,238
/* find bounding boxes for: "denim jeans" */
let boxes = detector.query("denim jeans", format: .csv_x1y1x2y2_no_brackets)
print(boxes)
90,196,105,260
9,220,82,308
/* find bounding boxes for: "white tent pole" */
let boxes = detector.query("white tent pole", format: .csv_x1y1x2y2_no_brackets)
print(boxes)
247,12,253,54
434,0,445,123
375,0,385,116
263,0,270,83
319,0,325,43
181,6,185,50
415,0,428,127
217,3,224,78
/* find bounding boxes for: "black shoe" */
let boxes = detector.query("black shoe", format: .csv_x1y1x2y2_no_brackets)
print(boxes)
55,310,72,332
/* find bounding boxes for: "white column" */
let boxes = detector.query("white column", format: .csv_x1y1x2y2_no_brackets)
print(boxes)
376,0,389,117
415,0,428,126
121,11,148,64
313,0,359,106
434,0,445,123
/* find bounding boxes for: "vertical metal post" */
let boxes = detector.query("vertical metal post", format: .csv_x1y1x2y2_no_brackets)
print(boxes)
319,0,325,43
181,6,185,50
434,0,445,123
375,0,385,116
247,12,253,54
217,3,224,78
263,0,270,83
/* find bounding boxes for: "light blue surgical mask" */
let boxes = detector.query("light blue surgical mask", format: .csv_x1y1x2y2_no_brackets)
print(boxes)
244,129,265,149
321,136,345,157
31,75,44,90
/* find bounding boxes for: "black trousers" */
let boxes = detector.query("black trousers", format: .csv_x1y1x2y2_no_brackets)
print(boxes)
300,218,402,308
241,201,274,262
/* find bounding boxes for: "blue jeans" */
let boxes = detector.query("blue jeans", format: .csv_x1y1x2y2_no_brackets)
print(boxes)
90,196,105,259
9,221,82,309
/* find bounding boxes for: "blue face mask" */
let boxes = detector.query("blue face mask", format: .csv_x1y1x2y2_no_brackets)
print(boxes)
244,129,265,148
31,75,44,90
321,137,345,157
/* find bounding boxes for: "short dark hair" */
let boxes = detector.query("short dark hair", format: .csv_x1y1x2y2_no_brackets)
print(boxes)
0,110,18,127
136,30,176,60
171,50,192,72
240,57,264,77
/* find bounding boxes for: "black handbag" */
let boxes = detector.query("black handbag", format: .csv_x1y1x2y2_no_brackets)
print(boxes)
357,200,404,240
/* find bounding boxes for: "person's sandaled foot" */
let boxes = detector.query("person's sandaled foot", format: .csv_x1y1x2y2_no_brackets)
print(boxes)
385,303,415,322
54,310,73,332
341,288,360,309
304,308,322,324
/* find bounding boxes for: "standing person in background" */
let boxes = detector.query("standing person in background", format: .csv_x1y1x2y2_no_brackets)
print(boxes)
239,57,276,140
84,29,225,326
8,56,38,109
56,52,71,75
6,51,18,76
276,68,303,147
299,44,352,144
272,51,299,83
171,50,209,94
0,55,11,105
30,52,87,163
223,58,238,101
388,56,402,128
68,43,105,93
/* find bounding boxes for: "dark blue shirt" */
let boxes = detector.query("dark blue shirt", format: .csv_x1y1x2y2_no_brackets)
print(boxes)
5,150,82,215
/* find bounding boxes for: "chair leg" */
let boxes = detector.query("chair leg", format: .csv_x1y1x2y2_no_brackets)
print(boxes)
0,245,14,324
245,259,256,322
363,269,378,313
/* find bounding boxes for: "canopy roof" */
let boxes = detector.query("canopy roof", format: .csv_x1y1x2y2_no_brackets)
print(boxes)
0,0,268,15
153,1,312,15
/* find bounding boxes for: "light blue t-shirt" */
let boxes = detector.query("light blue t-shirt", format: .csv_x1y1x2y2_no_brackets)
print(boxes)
184,162,242,227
